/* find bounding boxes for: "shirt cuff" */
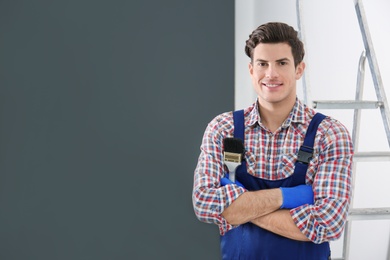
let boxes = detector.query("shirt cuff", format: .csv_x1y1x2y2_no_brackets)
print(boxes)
216,186,246,235
290,205,326,244
216,214,238,235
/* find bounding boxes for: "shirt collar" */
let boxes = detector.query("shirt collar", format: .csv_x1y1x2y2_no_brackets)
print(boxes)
247,98,307,129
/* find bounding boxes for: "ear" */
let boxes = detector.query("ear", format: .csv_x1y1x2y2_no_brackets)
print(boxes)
295,61,305,79
248,62,253,76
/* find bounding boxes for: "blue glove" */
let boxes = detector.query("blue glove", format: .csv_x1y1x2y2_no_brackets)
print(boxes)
280,185,314,209
220,174,245,189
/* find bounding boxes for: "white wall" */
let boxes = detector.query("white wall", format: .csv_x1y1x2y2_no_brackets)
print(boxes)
235,0,390,259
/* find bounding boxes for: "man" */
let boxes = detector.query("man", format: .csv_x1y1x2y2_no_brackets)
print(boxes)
192,22,353,259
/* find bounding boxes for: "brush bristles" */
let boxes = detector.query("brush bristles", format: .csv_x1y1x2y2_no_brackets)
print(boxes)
223,138,244,155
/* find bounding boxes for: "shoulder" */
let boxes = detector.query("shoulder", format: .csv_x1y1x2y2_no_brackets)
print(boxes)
319,115,351,139
205,102,257,138
317,115,353,152
207,111,233,133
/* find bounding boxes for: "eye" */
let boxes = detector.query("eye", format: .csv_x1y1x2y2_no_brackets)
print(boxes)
279,61,287,66
257,62,268,67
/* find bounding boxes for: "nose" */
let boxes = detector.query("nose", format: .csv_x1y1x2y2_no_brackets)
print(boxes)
265,65,279,78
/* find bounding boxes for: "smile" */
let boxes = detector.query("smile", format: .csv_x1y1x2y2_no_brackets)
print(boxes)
262,83,282,88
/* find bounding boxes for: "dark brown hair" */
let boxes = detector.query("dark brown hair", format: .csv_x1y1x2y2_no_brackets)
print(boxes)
245,22,305,67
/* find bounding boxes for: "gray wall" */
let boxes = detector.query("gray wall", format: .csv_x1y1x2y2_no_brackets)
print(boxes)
0,1,234,259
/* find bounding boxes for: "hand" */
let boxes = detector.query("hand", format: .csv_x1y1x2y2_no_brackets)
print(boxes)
280,185,314,209
220,174,245,189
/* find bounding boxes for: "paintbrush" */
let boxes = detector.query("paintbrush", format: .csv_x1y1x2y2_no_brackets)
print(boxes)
223,138,244,182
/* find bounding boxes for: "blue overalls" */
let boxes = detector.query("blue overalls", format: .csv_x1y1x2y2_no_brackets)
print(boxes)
220,110,331,260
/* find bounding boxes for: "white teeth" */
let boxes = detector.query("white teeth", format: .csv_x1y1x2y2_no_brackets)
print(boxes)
265,84,280,87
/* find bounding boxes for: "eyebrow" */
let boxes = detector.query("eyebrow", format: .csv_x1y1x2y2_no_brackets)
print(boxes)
255,58,291,63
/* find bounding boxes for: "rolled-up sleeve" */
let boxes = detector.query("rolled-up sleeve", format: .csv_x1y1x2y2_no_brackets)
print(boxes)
192,113,246,235
291,119,354,244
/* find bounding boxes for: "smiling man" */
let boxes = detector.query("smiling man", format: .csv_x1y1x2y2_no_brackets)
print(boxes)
192,22,354,259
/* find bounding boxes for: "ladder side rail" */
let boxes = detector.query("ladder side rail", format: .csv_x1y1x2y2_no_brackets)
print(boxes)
341,220,352,260
342,158,360,258
296,0,311,106
341,50,367,260
355,0,390,147
387,234,390,260
352,51,366,147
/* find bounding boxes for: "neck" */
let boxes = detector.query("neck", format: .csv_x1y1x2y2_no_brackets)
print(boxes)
258,98,296,133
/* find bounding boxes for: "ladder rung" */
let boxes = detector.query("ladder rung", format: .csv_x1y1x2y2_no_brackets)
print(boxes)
348,207,390,221
312,100,383,109
353,151,390,162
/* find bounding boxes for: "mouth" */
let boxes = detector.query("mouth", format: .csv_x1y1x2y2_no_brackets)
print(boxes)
262,82,283,88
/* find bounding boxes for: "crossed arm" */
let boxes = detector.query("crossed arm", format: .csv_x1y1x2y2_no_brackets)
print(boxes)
221,188,310,241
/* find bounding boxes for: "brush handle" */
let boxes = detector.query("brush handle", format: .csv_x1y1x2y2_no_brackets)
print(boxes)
228,172,235,182
224,161,240,183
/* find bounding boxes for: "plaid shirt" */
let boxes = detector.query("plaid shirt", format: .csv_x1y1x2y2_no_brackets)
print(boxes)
192,98,353,244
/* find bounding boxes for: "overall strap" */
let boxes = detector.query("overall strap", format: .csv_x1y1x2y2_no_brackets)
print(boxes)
233,110,245,140
294,113,326,175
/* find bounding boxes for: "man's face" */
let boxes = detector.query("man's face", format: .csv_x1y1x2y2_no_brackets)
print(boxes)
248,43,305,107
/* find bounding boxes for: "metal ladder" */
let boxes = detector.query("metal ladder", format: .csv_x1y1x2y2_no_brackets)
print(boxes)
296,0,390,259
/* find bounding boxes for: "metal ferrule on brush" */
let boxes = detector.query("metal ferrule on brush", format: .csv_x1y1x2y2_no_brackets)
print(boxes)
224,152,242,163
